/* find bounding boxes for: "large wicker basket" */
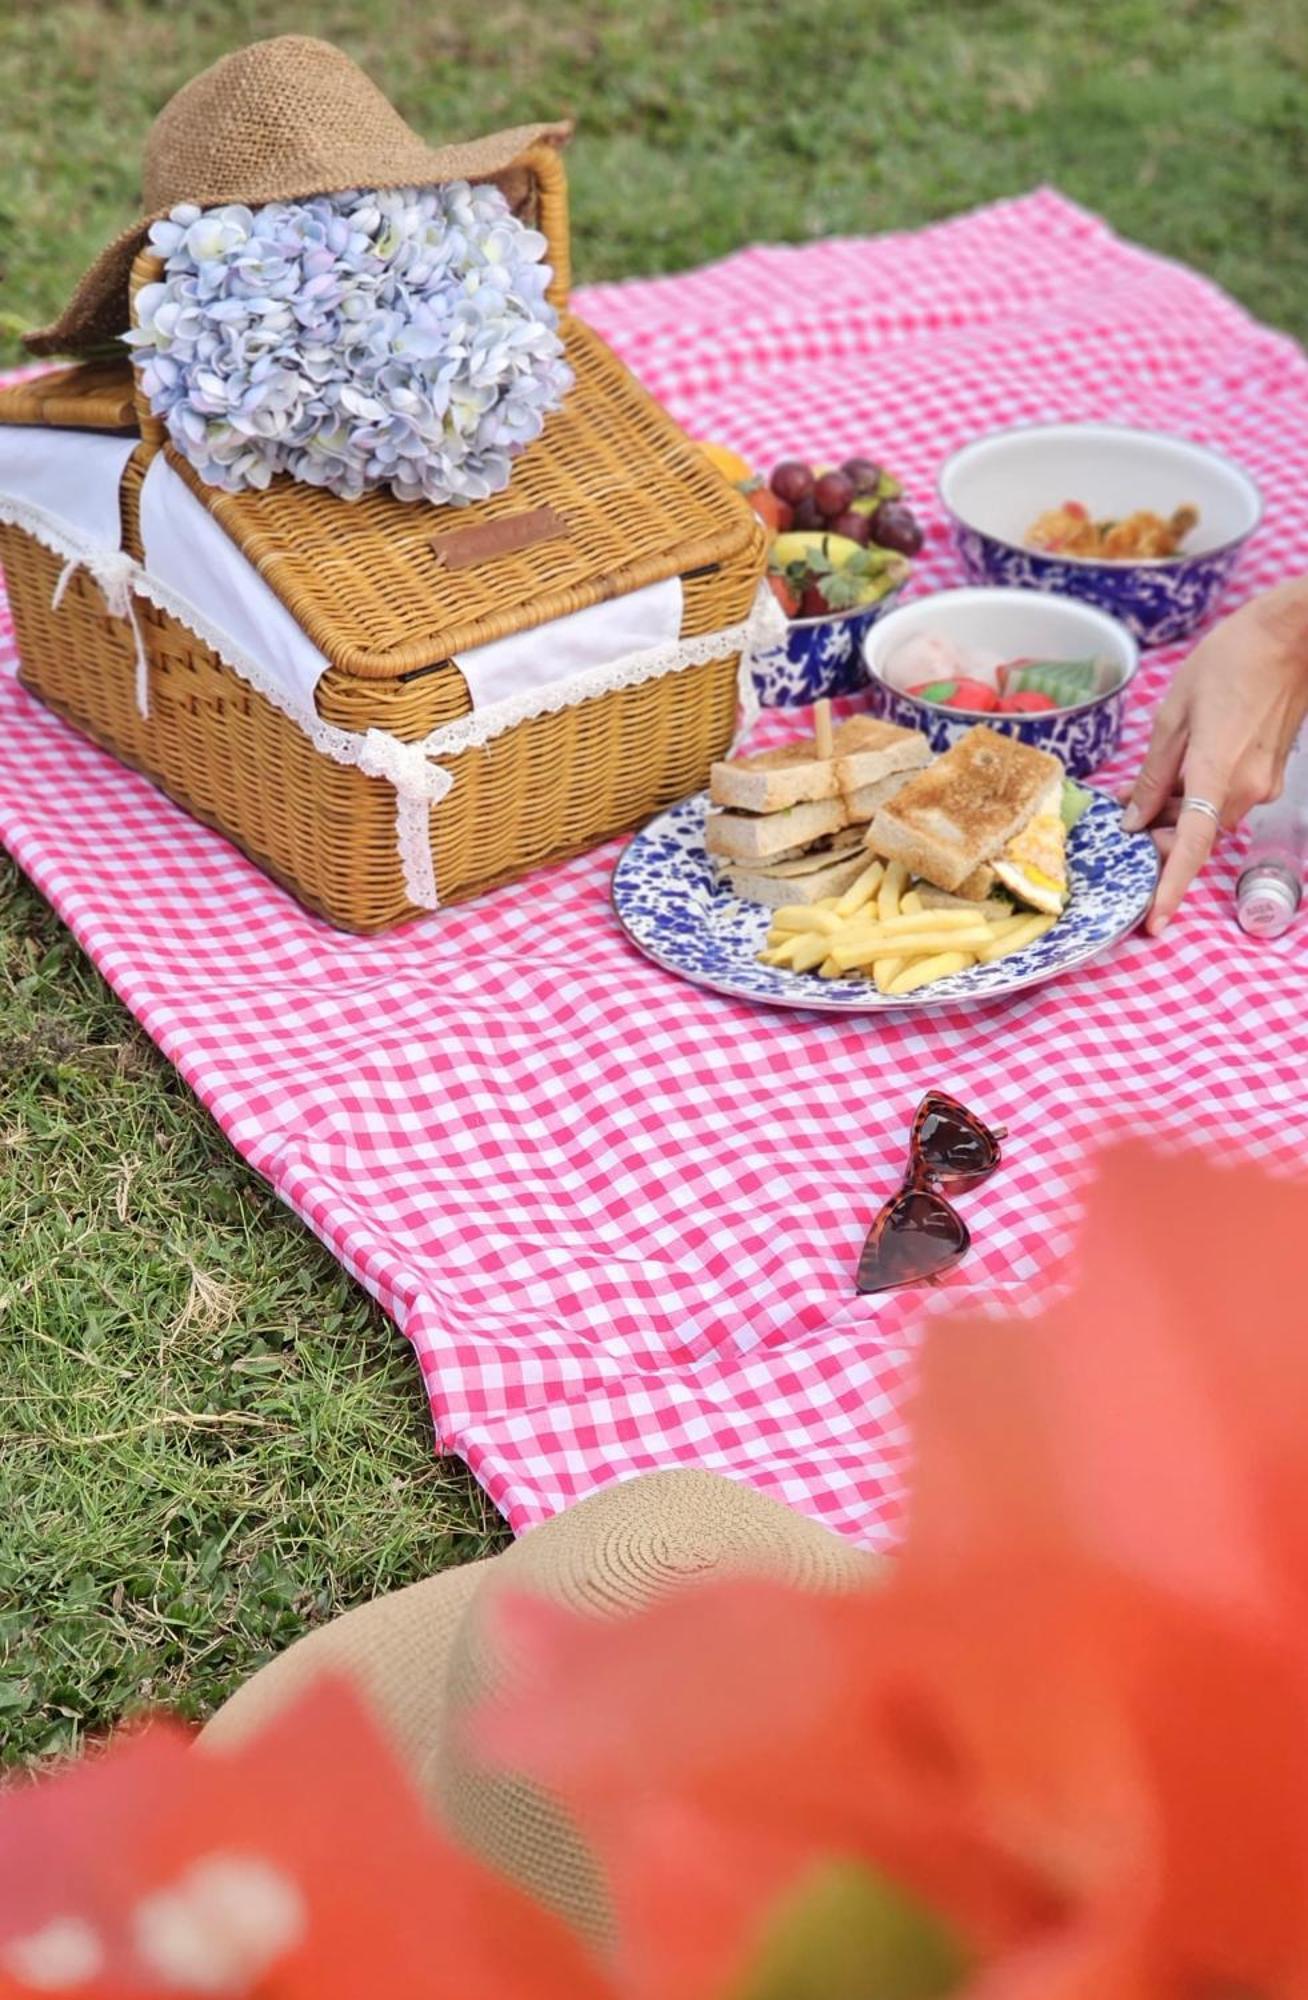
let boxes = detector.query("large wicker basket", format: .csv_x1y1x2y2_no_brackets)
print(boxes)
0,146,767,930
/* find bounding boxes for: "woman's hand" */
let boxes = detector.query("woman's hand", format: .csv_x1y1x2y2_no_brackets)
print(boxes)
1124,578,1308,933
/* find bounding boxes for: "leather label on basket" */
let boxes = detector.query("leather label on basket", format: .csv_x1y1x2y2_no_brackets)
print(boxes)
429,507,573,569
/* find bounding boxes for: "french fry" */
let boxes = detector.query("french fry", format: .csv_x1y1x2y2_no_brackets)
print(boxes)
831,926,992,972
974,913,1057,962
770,905,844,936
873,955,904,992
759,938,801,966
817,908,985,962
790,931,835,973
976,912,1031,941
813,697,835,761
818,954,844,979
832,859,884,920
877,858,907,923
899,889,923,914
887,950,974,995
875,909,988,936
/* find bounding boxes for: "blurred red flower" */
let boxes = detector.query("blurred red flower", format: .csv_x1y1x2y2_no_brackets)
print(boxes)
478,1142,1308,1999
0,1679,610,2000
4,1141,1307,2000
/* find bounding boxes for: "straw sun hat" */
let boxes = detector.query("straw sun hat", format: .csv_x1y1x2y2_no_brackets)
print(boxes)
201,1469,877,1944
25,34,571,358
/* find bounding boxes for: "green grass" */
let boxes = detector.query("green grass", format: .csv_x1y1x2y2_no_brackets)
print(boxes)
2,0,1306,1765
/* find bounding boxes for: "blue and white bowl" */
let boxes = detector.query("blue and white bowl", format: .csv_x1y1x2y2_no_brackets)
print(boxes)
939,423,1262,648
748,588,905,707
863,587,1138,779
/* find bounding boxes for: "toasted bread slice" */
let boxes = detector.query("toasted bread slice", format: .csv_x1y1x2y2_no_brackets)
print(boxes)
727,849,870,908
843,768,917,825
705,795,849,863
742,835,868,879
868,726,1063,894
833,716,931,794
710,719,929,815
955,862,998,902
709,737,837,813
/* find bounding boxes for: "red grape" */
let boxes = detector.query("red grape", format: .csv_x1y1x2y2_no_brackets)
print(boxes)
791,494,824,531
813,471,855,519
829,509,872,546
770,459,814,505
840,456,883,495
869,501,924,556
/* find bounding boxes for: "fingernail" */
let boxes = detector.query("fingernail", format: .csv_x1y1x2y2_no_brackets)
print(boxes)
1123,803,1143,832
1151,912,1169,935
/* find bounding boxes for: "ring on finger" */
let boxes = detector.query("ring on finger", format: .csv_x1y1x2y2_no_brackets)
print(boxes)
1180,795,1222,826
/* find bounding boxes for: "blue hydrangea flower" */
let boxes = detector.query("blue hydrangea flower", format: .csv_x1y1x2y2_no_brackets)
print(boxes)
126,183,573,506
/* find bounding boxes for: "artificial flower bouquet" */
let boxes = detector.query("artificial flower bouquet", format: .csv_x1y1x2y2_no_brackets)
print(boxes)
2,1139,1304,1999
129,182,573,506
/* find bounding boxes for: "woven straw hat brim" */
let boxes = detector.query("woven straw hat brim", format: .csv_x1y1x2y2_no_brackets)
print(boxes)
24,130,570,358
201,1469,877,1941
24,34,572,356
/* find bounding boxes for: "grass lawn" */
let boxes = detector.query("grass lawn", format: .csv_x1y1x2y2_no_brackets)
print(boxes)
2,0,1306,1764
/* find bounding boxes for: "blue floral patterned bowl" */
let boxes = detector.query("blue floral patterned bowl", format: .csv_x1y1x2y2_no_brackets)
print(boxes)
748,588,905,707
939,422,1262,648
862,587,1138,779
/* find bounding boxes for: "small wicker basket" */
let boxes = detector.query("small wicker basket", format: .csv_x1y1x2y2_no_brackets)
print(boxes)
0,146,767,930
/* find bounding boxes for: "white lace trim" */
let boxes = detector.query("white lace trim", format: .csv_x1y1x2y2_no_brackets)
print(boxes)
1,494,777,913
419,581,783,759
130,570,452,910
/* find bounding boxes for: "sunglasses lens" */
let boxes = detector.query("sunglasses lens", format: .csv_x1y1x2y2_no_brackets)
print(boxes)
913,1092,1000,1188
856,1189,969,1295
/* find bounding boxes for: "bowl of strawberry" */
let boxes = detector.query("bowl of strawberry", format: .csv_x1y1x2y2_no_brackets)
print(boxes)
862,587,1138,778
747,456,922,706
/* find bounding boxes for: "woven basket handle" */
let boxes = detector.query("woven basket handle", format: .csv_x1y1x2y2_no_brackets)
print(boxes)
521,142,571,312
126,247,168,465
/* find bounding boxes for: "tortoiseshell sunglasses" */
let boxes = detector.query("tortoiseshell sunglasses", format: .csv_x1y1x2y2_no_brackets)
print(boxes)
856,1091,1006,1295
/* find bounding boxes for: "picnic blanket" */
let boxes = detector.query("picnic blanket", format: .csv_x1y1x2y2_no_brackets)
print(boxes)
3,190,1307,1546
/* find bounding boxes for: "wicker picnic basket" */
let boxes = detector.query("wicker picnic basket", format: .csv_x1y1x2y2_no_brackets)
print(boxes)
0,145,767,930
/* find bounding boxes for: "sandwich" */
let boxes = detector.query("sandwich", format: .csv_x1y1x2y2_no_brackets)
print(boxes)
708,711,932,904
708,715,930,815
867,725,1069,914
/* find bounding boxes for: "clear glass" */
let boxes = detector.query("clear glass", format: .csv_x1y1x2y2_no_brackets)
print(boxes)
1237,728,1308,937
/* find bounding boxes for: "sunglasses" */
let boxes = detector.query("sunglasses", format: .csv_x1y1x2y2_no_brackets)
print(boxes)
855,1092,1006,1295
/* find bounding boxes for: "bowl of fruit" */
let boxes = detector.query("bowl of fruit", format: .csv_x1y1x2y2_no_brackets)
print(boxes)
698,448,924,706
862,587,1138,778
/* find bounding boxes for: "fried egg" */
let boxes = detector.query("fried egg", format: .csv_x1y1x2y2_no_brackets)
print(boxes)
994,811,1069,916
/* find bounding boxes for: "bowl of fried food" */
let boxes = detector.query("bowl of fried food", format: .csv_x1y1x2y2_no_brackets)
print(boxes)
939,422,1262,646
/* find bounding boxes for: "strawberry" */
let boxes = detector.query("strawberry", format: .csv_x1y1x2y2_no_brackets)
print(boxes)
749,488,794,534
767,573,802,618
800,584,831,618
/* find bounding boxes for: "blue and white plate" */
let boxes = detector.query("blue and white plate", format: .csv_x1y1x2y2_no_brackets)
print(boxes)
612,789,1159,1012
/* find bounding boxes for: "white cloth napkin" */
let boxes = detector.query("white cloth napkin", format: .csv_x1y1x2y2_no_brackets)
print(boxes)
0,425,136,548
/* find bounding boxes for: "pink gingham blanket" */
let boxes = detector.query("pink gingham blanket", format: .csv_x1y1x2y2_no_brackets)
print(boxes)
3,191,1307,1544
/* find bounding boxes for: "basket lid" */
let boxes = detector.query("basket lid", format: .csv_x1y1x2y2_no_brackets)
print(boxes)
0,363,138,434
160,316,761,682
